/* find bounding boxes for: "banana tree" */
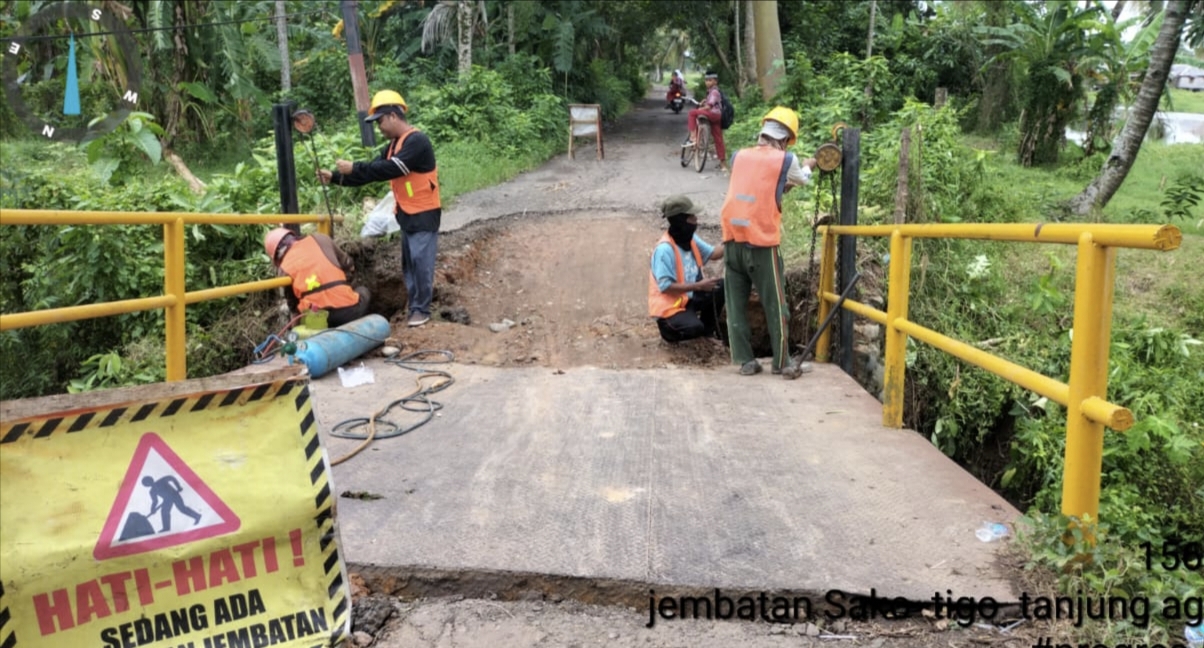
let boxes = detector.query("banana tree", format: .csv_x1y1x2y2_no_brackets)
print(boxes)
1079,10,1161,156
981,0,1106,166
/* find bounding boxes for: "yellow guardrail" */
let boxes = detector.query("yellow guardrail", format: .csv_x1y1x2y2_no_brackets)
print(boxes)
815,222,1182,524
0,209,336,382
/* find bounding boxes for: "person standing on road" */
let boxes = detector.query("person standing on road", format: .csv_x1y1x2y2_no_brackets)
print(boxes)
720,107,817,379
683,71,728,172
649,195,726,344
318,90,441,327
265,227,371,327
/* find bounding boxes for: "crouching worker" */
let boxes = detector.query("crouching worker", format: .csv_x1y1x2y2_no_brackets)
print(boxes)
265,227,371,327
649,195,726,343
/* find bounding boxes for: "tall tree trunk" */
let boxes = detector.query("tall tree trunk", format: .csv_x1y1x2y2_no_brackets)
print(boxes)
1111,0,1128,21
866,0,877,59
734,0,746,98
507,1,515,56
743,1,756,95
752,0,784,100
701,21,738,84
163,1,191,147
1068,0,1188,216
863,0,877,127
976,0,1014,132
276,0,291,93
457,0,473,77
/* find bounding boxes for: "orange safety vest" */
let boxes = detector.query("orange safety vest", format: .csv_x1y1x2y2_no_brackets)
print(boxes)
279,236,360,312
388,130,442,215
720,146,791,246
647,233,704,319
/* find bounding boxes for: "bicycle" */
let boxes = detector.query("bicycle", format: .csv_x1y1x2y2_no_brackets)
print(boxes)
679,98,714,173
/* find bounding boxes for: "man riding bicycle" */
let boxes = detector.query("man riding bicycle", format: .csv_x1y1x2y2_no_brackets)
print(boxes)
683,70,727,172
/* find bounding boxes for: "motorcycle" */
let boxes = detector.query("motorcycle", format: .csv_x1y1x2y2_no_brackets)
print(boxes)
668,91,684,114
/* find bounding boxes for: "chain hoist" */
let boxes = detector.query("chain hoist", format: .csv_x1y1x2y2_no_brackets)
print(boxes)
798,124,844,360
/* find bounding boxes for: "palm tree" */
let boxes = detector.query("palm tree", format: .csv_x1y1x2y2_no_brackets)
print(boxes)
1068,0,1194,215
421,0,485,77
657,28,690,80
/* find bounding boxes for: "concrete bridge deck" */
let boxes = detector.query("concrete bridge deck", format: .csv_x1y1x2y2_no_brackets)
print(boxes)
307,357,1020,608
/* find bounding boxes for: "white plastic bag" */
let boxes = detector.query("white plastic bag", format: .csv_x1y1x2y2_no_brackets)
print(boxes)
337,362,375,388
360,191,400,237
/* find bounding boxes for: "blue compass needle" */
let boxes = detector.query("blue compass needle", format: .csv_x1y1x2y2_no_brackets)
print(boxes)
63,32,81,116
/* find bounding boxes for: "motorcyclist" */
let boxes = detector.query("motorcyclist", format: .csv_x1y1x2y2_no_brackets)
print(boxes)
666,70,685,109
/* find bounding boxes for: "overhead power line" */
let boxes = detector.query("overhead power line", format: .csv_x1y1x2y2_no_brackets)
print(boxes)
3,7,335,44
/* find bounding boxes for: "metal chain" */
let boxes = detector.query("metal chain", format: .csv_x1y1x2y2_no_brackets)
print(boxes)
798,170,840,361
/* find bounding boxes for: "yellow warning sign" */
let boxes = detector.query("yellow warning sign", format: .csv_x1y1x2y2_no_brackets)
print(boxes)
0,367,351,648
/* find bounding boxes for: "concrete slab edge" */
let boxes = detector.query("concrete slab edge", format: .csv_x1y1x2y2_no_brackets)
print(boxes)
349,563,1028,619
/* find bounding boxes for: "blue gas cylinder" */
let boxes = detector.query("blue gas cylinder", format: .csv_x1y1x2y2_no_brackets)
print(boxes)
292,314,390,378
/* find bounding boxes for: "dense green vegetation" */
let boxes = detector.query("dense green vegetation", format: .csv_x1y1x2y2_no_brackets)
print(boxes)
2,1,1203,642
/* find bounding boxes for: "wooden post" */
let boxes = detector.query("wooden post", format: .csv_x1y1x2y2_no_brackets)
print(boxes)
893,127,911,225
935,87,948,108
341,0,375,147
915,123,925,223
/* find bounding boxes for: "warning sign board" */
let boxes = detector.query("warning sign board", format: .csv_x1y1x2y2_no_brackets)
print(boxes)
0,367,351,648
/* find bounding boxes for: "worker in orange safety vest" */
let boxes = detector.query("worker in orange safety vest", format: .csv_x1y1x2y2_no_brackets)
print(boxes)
265,228,371,327
319,89,441,328
720,106,818,379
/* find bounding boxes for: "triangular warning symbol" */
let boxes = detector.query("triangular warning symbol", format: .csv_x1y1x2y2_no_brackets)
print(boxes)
94,432,240,560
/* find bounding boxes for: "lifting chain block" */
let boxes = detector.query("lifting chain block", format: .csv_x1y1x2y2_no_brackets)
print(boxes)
813,121,846,173
815,142,842,173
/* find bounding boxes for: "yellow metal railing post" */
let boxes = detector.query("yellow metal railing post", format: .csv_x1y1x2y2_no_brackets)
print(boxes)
882,230,912,428
1062,233,1116,524
815,228,837,362
164,218,187,381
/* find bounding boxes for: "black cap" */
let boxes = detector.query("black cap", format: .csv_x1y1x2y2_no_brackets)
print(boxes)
365,105,405,122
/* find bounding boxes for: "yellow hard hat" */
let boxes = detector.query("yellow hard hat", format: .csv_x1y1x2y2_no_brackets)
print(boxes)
366,90,408,121
761,106,799,146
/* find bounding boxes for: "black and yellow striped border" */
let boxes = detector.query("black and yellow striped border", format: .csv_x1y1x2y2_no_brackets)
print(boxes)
0,376,351,646
1,580,14,648
295,384,350,646
0,379,295,444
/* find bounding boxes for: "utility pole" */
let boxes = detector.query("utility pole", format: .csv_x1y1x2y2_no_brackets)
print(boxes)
341,0,375,147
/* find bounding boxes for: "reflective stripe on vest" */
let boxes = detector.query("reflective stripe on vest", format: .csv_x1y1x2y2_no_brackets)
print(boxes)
279,237,360,312
388,130,442,215
720,146,792,246
647,234,704,319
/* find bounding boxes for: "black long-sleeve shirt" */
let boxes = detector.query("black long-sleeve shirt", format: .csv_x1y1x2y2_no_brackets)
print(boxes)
330,130,441,233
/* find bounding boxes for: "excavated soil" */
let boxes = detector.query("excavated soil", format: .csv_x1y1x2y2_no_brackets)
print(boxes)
361,212,731,371
347,210,844,372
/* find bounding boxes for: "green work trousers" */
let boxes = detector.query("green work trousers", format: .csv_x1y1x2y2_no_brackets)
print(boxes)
724,243,790,371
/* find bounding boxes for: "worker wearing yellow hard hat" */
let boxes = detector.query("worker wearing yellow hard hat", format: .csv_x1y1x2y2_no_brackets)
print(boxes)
318,89,442,328
719,106,819,379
